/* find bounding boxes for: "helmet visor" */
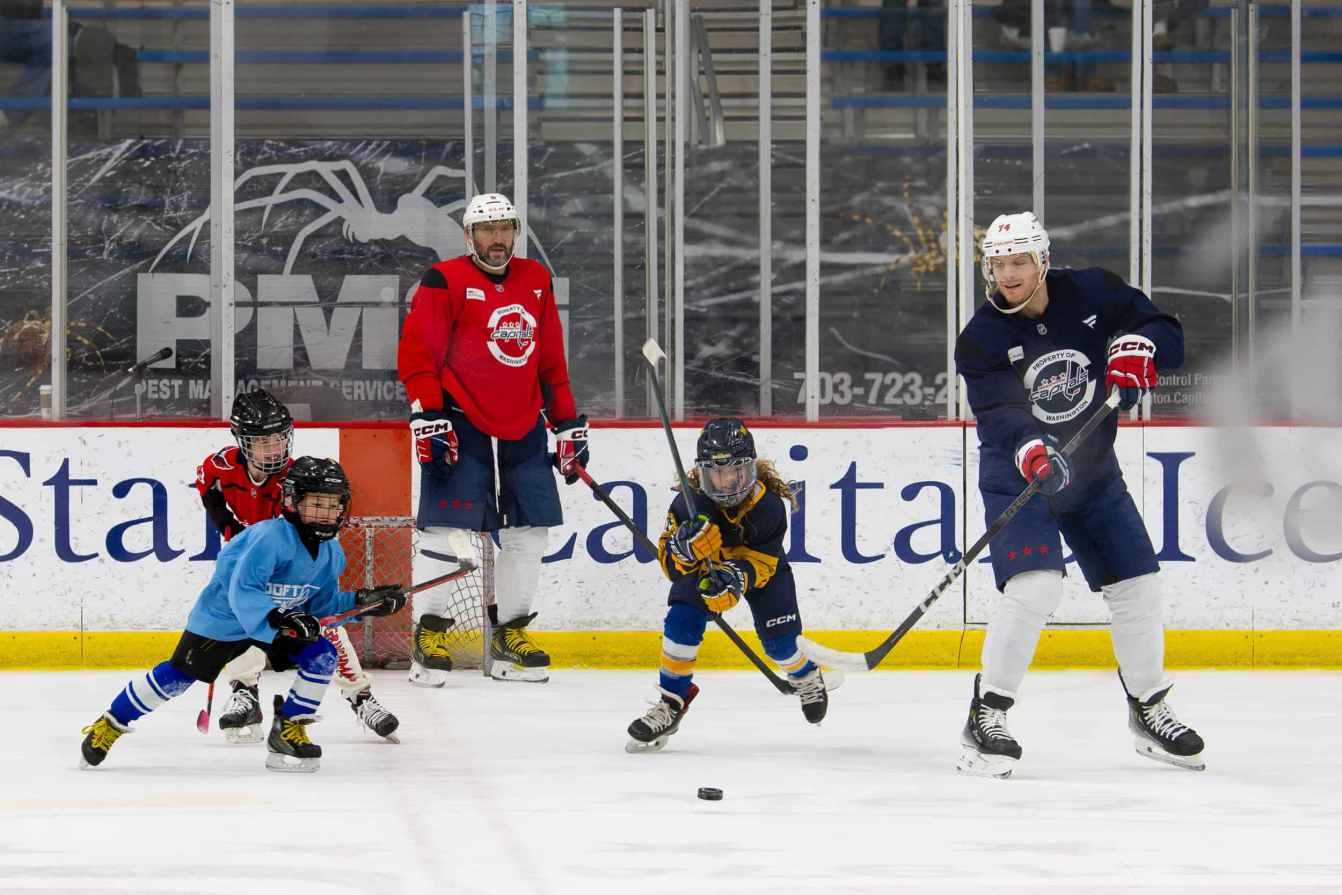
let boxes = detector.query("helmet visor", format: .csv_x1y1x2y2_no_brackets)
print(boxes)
698,457,756,505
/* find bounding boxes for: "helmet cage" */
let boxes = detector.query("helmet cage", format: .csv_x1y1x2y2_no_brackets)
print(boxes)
235,429,293,475
281,461,351,542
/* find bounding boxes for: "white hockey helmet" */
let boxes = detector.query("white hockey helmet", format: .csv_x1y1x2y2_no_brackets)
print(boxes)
462,192,520,272
980,211,1050,309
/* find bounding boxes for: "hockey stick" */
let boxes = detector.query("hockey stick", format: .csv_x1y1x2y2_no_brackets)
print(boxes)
195,681,214,735
797,387,1123,672
279,563,477,638
574,464,795,695
638,339,796,696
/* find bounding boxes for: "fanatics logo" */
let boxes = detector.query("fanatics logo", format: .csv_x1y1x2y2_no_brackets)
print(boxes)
1082,314,1097,329
486,303,538,368
534,289,543,299
466,287,485,302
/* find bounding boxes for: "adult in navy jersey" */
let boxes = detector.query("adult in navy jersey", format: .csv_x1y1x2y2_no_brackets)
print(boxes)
625,420,833,753
953,212,1204,778
397,192,589,685
195,389,401,743
79,458,408,772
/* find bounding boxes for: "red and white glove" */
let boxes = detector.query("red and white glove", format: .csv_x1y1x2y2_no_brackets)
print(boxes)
410,411,458,478
1015,437,1068,496
1106,334,1158,411
552,414,589,485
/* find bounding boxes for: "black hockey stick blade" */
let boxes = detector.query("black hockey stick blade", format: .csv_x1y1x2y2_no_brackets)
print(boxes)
799,388,1123,672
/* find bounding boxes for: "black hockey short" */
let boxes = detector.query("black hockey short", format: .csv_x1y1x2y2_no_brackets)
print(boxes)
169,629,313,683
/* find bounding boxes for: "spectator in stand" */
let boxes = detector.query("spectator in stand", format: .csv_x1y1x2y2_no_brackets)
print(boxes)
878,0,946,91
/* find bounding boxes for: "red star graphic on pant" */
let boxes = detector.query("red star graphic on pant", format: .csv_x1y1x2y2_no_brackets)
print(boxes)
1023,545,1033,556
1039,544,1050,555
1007,551,1018,561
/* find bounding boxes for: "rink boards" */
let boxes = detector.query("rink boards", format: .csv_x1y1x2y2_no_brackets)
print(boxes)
1,421,1340,668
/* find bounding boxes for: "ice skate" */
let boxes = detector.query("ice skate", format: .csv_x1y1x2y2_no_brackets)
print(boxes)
957,674,1022,779
411,614,455,672
793,667,829,724
1127,684,1205,771
265,695,321,773
625,685,698,753
218,681,264,744
349,688,400,743
408,661,449,688
80,713,131,768
489,612,550,683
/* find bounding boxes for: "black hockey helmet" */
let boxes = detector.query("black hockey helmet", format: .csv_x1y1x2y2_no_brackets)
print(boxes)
281,456,351,542
229,388,293,475
695,418,758,506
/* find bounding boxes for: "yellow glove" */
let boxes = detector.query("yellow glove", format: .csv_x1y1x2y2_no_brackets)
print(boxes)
698,563,746,614
669,515,723,568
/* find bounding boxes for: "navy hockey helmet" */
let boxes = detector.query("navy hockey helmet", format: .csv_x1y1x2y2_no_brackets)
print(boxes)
695,418,758,506
229,389,293,475
281,456,351,542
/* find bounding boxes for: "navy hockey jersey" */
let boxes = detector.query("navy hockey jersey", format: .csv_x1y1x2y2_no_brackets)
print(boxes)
657,482,790,597
955,267,1183,493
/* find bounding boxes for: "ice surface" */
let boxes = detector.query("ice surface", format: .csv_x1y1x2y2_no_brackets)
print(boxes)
8,669,1342,894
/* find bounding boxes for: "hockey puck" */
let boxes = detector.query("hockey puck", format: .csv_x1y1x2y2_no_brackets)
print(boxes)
696,787,723,801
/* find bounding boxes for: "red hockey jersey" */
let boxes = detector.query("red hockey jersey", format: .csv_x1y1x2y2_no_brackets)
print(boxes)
397,254,577,441
194,446,291,540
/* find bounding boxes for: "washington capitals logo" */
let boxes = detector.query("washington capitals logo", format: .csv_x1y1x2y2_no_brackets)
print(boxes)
486,304,537,368
1022,349,1095,424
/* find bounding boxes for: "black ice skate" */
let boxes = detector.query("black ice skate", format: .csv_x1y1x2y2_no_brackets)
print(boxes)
489,611,550,683
793,668,829,724
957,673,1022,779
409,614,456,688
266,695,321,773
218,681,263,744
349,688,400,743
1127,683,1205,771
626,684,699,753
80,713,131,768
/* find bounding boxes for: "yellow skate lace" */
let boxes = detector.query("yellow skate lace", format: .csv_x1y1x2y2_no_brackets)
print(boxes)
503,627,541,657
280,717,313,747
81,717,126,752
418,628,453,659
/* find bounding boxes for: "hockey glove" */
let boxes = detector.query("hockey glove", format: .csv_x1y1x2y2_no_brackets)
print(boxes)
1015,437,1070,496
668,515,723,568
1105,333,1158,411
552,414,590,485
353,585,408,617
267,607,321,643
698,562,747,614
410,411,459,479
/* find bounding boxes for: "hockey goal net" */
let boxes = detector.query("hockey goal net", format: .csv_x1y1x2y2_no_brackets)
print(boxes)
338,516,495,671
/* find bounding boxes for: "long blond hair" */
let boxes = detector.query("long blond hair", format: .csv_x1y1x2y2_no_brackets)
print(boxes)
685,458,797,512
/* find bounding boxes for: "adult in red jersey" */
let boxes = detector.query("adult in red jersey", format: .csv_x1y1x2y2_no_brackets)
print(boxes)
196,389,401,742
397,192,589,685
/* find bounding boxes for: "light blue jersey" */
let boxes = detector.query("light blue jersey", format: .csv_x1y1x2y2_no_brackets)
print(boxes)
185,517,355,643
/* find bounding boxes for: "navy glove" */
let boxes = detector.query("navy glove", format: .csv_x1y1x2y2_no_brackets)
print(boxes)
410,411,459,479
552,414,590,485
699,562,747,613
1015,437,1070,497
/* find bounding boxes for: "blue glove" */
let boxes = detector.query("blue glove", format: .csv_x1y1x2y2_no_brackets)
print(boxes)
410,411,458,479
552,415,590,485
699,562,747,613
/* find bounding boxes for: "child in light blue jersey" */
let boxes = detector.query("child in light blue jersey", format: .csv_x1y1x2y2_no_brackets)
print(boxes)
79,457,408,773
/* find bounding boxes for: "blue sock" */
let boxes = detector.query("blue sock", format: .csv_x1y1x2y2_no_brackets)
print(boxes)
659,602,708,701
281,637,336,718
761,633,817,679
109,661,195,726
